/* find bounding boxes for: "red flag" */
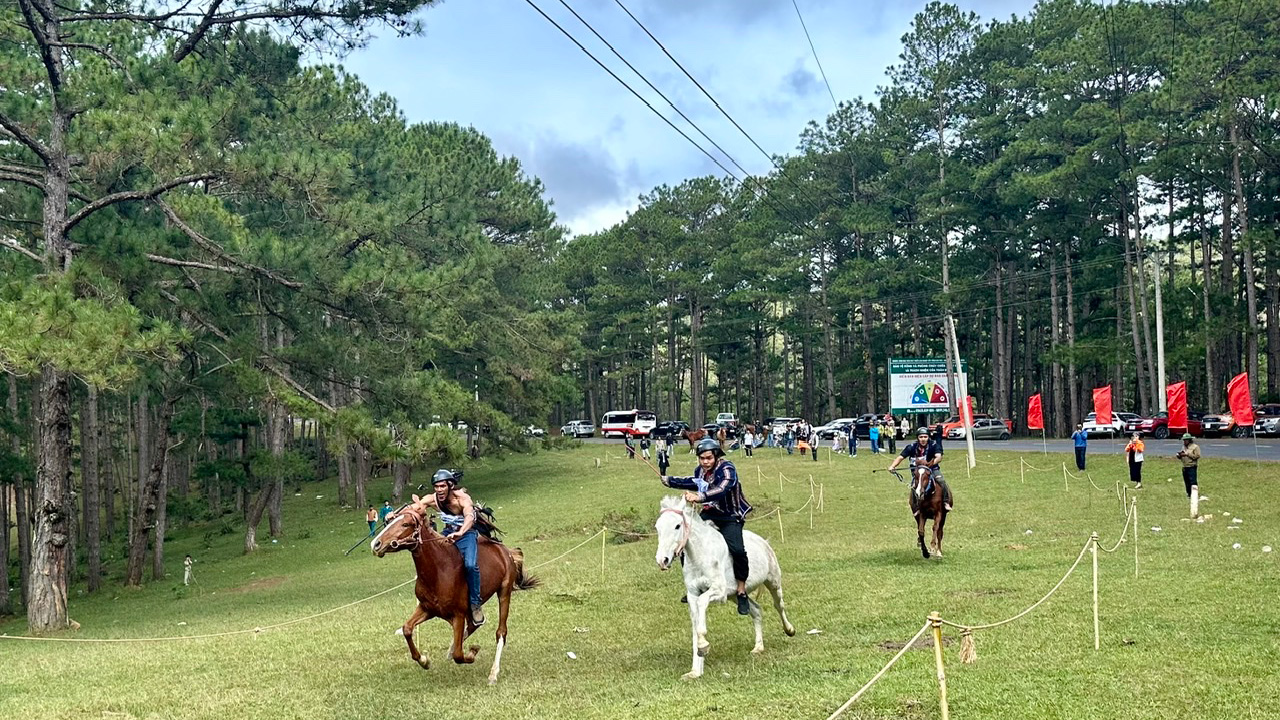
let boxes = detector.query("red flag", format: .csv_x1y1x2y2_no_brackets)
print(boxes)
961,395,975,426
1227,372,1254,425
1027,394,1043,431
1167,382,1187,429
1092,386,1112,425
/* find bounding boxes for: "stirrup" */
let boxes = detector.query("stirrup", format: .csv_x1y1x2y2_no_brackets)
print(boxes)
736,593,750,615
470,604,485,626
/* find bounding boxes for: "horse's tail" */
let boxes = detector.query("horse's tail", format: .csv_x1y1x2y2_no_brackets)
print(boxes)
509,548,541,591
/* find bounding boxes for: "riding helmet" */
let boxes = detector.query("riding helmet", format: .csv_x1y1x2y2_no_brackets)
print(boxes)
916,427,930,437
695,437,724,458
431,468,462,485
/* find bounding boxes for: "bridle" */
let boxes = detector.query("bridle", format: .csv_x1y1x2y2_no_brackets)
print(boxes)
659,507,691,559
383,504,426,552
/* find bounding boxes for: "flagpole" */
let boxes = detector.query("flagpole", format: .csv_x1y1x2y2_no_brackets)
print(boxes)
1041,428,1047,455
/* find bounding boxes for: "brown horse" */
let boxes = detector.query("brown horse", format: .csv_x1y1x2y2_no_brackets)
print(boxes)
910,464,948,559
371,499,539,684
680,427,708,450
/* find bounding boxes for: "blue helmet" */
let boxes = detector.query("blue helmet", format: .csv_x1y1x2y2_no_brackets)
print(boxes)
695,437,724,457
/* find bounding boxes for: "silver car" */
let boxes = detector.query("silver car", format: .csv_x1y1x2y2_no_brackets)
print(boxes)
946,417,1012,440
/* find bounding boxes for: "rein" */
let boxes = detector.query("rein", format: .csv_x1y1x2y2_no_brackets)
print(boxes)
660,507,692,559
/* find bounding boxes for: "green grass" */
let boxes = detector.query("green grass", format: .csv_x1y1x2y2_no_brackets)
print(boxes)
3,443,1279,719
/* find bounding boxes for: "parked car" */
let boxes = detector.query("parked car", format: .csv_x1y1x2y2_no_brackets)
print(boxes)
946,417,1012,440
1125,411,1204,439
1254,404,1280,437
714,412,738,428
1081,411,1141,437
814,417,856,439
769,417,802,436
651,420,689,439
523,425,546,438
1199,413,1234,438
940,413,1012,436
559,420,595,438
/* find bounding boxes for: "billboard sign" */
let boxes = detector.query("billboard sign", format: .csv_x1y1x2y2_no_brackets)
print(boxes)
889,358,967,415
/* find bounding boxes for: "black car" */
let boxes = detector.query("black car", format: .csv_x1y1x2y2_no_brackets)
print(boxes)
651,421,689,439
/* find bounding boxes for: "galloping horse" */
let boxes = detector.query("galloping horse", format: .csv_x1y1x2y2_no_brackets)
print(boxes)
654,496,796,679
910,463,948,559
680,427,707,451
371,497,539,684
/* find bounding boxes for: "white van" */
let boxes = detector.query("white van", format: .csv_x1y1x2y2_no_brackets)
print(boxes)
600,409,658,438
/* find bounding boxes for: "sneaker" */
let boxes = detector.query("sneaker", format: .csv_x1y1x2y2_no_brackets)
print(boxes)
680,595,688,604
470,604,485,626
736,593,750,615
1135,483,1143,489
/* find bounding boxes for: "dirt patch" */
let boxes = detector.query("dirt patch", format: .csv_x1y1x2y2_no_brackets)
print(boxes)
879,634,953,651
226,576,286,594
948,587,1011,599
1005,543,1028,550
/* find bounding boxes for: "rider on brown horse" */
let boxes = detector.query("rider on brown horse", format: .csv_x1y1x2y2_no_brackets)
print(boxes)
887,428,954,514
409,469,487,626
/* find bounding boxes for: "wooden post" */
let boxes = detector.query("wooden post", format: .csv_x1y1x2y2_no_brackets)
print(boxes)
601,527,606,582
1190,485,1199,518
1062,462,1069,492
777,509,784,544
1020,458,1025,484
929,611,950,720
1091,532,1100,650
1132,498,1139,577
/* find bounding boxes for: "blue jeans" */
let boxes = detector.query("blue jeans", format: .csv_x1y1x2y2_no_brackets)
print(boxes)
452,529,482,607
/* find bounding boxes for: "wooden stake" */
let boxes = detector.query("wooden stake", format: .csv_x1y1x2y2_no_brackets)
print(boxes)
777,508,785,544
1132,498,1139,578
1091,532,1100,650
930,612,950,720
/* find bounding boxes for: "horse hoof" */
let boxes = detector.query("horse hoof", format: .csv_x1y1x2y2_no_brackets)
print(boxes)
751,645,765,655
784,624,796,637
682,671,703,680
416,657,430,670
487,677,498,686
696,641,710,657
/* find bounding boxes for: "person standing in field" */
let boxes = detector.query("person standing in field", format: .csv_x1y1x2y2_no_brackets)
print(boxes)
1071,424,1088,471
379,500,394,525
655,434,670,475
366,505,378,536
869,421,880,454
183,554,194,586
640,435,651,461
742,427,754,457
1175,433,1201,497
1124,433,1145,489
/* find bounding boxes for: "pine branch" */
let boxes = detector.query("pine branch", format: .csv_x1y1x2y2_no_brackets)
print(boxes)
0,113,53,166
156,288,335,413
157,201,304,290
0,237,43,263
63,173,216,233
144,253,243,274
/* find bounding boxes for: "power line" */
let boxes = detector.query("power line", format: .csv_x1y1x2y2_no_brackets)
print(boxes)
790,0,838,108
523,0,821,238
610,0,836,221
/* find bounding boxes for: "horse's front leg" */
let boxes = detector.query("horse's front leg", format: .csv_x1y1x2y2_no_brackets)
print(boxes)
449,614,480,664
917,513,930,559
933,513,945,558
399,604,432,669
748,593,765,655
684,589,705,680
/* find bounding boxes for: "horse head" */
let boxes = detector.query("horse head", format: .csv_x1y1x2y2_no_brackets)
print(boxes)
912,464,934,500
370,498,430,557
654,496,692,571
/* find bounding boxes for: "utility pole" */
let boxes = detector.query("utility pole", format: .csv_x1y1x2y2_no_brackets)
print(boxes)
1152,255,1167,410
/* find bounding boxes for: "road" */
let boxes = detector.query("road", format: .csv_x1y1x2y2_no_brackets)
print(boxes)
581,435,1280,462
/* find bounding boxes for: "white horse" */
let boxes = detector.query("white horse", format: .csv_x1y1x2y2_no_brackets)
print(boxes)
653,496,796,679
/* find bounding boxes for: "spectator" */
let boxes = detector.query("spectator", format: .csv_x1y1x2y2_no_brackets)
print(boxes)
640,435,652,461
900,416,910,441
847,423,858,457
183,554,195,586
623,434,636,460
1124,432,1145,489
365,505,378,536
1175,433,1201,498
885,419,897,453
742,427,754,457
809,426,819,463
655,435,670,475
869,421,881,454
1071,424,1088,471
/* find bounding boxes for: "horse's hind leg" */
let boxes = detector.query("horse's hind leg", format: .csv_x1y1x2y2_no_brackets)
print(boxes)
399,605,431,669
684,591,706,680
748,597,765,655
487,583,513,685
933,514,946,558
764,570,796,637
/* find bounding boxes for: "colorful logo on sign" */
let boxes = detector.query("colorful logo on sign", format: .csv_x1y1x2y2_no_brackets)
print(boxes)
911,382,948,405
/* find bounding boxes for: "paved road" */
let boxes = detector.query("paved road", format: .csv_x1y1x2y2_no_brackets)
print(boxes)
582,435,1280,462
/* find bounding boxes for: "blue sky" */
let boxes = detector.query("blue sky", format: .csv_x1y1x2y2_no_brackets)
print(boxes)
342,0,1038,235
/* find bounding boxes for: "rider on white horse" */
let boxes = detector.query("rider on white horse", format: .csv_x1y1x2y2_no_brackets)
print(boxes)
887,427,954,515
661,436,754,615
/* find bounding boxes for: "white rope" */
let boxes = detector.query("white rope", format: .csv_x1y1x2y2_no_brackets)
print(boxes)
1020,457,1053,472
528,528,607,570
825,622,932,720
940,537,1091,632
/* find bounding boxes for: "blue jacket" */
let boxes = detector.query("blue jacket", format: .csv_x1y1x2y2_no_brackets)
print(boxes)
1072,430,1088,448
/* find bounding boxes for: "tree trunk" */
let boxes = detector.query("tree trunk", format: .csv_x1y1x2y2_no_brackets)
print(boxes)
1122,213,1150,415
1230,121,1259,396
30,366,73,630
9,373,31,609
861,298,875,413
267,396,286,538
354,443,370,510
0,471,9,615
243,483,276,554
151,451,168,581
81,385,102,592
1132,195,1159,408
392,459,411,504
124,393,177,586
1065,250,1080,427
689,297,704,427
1049,242,1064,436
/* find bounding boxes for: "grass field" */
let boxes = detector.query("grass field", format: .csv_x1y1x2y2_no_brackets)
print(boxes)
3,442,1278,719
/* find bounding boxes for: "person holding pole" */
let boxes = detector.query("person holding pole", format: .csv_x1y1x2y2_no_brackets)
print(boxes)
888,428,953,514
1071,424,1088,471
661,437,754,615
1124,432,1145,489
1175,433,1201,497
